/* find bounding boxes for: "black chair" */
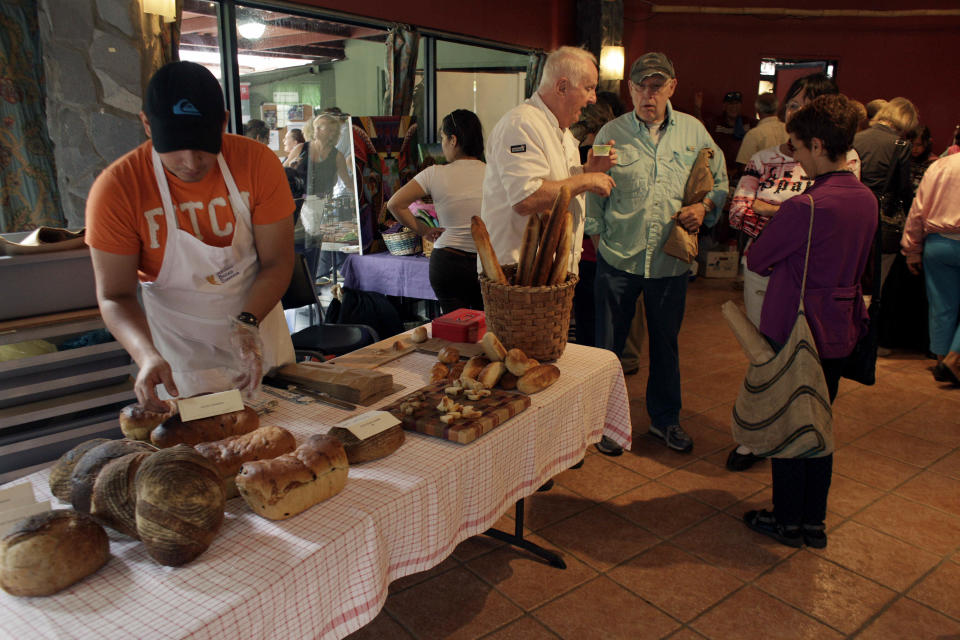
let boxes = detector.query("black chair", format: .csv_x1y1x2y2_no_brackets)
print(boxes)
282,254,379,358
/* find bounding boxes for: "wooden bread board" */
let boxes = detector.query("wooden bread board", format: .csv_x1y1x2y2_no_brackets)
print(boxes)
381,382,530,444
331,342,417,369
414,337,485,359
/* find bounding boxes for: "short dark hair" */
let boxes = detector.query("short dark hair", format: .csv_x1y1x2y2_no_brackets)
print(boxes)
755,93,778,117
786,94,859,162
780,72,838,121
441,109,484,159
244,119,270,144
287,128,305,144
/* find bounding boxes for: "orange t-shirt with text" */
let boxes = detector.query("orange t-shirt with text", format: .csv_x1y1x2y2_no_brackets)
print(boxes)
85,133,294,281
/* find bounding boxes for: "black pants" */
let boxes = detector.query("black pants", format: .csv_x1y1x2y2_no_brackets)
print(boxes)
573,259,596,347
771,356,844,527
428,247,484,315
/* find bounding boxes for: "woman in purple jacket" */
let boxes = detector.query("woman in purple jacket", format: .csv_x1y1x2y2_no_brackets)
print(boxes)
743,95,878,548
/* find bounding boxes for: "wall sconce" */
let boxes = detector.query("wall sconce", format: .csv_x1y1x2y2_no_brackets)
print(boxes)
599,45,625,81
142,0,176,22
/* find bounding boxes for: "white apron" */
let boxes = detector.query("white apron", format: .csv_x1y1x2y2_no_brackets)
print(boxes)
142,149,294,398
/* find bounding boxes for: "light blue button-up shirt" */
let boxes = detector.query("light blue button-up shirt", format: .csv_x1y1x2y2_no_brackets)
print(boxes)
585,102,729,278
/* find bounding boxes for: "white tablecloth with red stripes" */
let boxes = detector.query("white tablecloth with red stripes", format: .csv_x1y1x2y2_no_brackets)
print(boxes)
0,343,630,640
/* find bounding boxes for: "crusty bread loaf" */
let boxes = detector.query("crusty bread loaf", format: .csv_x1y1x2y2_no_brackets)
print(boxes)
70,439,157,514
119,402,175,441
437,345,460,364
517,364,561,394
516,213,542,286
0,510,109,597
471,216,508,284
411,326,428,343
478,361,506,389
499,371,519,390
505,348,536,377
446,361,465,382
236,435,348,520
481,332,507,362
150,406,260,448
547,210,573,286
460,355,491,382
327,424,405,464
90,451,152,539
135,445,225,567
429,362,449,383
194,426,297,498
533,187,572,285
48,438,110,503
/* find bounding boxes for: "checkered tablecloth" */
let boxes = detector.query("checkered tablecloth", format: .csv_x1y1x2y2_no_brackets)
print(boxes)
0,344,630,640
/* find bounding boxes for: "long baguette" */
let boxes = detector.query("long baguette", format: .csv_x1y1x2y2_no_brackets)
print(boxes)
547,210,574,285
516,213,542,286
532,186,572,285
470,216,508,284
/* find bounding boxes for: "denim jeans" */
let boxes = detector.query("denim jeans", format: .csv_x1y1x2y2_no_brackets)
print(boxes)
594,253,687,427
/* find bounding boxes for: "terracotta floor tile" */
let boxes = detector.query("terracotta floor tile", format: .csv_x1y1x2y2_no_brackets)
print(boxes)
895,470,960,518
684,367,746,403
453,535,507,563
854,494,960,555
884,398,960,447
344,608,414,640
831,411,878,445
703,448,772,485
385,566,523,640
679,390,725,416
537,505,658,571
608,441,699,479
691,586,843,640
930,449,960,480
665,629,708,639
812,521,940,592
851,427,948,467
607,543,743,622
825,473,885,517
554,452,647,502
388,555,461,594
658,460,767,509
754,550,896,634
532,576,680,640
908,560,960,621
672,512,797,581
832,446,920,491
480,615,559,639
465,533,598,610
520,483,594,532
858,597,960,640
678,416,736,456
832,387,925,426
607,480,718,537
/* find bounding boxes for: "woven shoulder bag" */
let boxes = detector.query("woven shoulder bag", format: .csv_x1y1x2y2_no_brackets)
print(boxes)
731,195,834,459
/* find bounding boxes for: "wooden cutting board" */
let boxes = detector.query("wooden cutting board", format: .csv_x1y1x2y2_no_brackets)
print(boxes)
414,337,485,359
381,381,530,444
331,342,417,369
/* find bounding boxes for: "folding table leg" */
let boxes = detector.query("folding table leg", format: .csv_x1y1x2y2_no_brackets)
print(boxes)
483,498,566,569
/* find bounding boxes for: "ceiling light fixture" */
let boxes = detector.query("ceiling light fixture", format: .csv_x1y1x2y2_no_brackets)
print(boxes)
238,21,266,40
599,45,625,81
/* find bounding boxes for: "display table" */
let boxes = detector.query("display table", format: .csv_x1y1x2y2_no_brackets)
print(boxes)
0,343,631,640
339,252,435,300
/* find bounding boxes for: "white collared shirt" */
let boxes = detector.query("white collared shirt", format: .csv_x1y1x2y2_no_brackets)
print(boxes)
481,92,585,273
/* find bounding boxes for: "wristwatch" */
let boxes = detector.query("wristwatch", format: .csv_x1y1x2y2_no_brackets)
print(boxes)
237,311,259,328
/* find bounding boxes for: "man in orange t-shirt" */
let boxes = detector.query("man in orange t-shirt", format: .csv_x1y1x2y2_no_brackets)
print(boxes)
86,61,295,411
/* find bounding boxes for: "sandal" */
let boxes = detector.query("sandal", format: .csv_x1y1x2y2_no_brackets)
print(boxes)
802,523,827,549
743,509,803,548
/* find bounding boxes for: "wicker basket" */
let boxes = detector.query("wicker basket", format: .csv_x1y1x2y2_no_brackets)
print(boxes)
422,237,434,257
479,264,579,361
383,229,421,256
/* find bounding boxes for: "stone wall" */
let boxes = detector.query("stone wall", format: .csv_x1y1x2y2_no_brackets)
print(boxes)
38,0,146,227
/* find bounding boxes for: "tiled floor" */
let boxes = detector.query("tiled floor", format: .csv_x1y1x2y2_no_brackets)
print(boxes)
347,278,960,639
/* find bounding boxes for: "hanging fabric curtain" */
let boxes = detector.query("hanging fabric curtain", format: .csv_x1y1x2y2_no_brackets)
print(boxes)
0,0,65,232
384,24,420,116
139,0,181,92
524,50,548,99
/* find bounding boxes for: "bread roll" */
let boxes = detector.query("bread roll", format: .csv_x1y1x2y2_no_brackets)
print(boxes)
446,361,465,382
236,435,348,521
429,362,449,383
150,406,259,448
90,451,152,538
411,326,428,343
0,510,109,597
471,216,508,284
437,346,460,364
547,210,573,286
499,371,519,390
48,438,110,503
516,213,542,286
505,348,536,377
327,424,405,464
194,426,297,498
533,187,572,285
460,355,491,382
478,361,506,389
119,401,175,441
70,439,157,514
517,364,561,394
481,332,507,362
135,445,225,567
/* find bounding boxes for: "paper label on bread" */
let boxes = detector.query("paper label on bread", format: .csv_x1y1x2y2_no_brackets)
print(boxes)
178,389,244,422
336,411,401,441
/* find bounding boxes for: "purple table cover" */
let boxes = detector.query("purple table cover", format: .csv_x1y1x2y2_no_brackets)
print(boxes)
340,252,437,300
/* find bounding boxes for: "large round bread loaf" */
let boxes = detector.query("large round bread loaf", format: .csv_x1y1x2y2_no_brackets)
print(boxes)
194,426,297,499
0,510,109,597
69,439,158,514
150,406,259,448
90,451,152,538
48,438,110,502
135,445,225,566
119,402,175,441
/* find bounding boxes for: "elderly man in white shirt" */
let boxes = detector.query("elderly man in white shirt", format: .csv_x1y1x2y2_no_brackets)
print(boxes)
481,46,617,275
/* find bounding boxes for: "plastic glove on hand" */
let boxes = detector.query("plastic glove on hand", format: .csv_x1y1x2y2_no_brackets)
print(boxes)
230,317,264,400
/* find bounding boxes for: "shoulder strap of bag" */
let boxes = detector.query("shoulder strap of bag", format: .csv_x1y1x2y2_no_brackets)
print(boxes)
800,194,816,311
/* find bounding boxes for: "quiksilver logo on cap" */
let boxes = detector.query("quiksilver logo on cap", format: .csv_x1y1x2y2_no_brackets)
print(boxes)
173,99,201,116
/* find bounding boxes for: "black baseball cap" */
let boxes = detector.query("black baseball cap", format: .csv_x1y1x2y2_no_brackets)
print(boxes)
629,52,676,83
144,61,226,154
723,91,743,103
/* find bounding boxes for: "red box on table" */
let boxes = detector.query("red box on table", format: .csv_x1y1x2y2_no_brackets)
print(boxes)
431,309,486,343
